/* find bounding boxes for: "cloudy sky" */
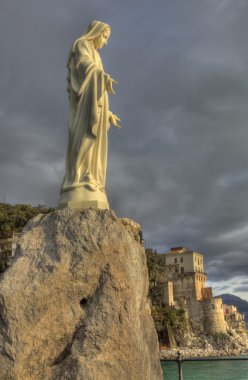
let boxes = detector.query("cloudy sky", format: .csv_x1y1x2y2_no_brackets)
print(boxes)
1,0,248,300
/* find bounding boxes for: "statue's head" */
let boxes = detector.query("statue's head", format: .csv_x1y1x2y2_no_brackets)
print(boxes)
93,27,111,49
71,20,111,56
83,20,111,49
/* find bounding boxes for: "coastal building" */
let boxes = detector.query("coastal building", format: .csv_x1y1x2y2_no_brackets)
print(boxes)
161,247,227,335
223,304,246,333
165,246,204,273
165,247,207,301
158,246,247,336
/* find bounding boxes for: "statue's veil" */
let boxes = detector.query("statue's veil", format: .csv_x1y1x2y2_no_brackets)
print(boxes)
67,20,110,65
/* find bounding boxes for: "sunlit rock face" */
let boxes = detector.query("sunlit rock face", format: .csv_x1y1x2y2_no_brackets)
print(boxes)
0,208,163,380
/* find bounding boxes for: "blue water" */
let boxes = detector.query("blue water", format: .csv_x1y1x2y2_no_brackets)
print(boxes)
162,356,248,380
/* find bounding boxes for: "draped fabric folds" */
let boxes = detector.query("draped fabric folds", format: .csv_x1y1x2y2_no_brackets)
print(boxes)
61,21,111,193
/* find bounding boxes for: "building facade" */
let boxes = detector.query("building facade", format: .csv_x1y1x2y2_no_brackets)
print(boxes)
162,247,227,334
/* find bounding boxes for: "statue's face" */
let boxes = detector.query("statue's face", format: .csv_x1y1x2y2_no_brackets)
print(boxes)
93,28,111,49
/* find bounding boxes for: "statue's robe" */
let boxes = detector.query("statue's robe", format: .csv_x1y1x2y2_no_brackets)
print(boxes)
62,39,110,190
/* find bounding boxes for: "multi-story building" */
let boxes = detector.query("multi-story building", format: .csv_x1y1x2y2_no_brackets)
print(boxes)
165,247,207,301
162,247,227,334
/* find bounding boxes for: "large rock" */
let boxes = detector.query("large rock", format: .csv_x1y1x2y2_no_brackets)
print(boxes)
0,209,163,380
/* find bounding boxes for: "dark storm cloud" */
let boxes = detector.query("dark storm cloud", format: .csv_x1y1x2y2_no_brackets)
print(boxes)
1,0,248,297
233,286,248,293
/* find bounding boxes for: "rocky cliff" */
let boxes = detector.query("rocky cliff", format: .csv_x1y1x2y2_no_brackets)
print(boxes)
0,208,163,380
161,318,248,359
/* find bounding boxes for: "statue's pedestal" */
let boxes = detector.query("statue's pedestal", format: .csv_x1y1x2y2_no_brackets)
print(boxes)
59,184,109,209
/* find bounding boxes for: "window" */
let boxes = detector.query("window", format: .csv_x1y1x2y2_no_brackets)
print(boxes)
181,267,184,273
174,258,177,263
180,257,183,263
175,268,178,273
211,304,215,310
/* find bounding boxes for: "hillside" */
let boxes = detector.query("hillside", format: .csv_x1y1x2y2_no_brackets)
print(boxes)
0,203,54,272
0,203,54,239
217,293,248,324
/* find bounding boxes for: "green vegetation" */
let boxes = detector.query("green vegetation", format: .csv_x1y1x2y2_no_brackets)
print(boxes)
0,203,54,239
146,248,167,284
152,305,187,333
0,203,54,273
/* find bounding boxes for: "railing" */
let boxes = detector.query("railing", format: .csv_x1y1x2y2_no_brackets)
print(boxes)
161,351,248,380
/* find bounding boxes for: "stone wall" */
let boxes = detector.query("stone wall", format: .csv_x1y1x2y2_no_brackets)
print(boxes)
173,296,227,336
202,298,227,334
171,273,196,301
195,273,206,300
163,281,174,306
186,299,204,323
171,272,206,302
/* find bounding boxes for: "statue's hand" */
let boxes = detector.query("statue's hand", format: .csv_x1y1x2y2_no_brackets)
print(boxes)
106,75,118,95
109,113,122,129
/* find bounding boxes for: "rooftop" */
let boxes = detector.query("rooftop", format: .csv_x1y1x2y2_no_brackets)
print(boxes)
166,247,203,256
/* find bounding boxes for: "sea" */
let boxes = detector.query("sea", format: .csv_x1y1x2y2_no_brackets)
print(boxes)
161,355,248,380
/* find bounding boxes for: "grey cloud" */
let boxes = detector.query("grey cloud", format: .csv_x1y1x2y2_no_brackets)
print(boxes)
233,286,248,293
215,285,230,292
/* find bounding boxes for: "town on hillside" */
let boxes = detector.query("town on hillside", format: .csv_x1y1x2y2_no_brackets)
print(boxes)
146,246,248,355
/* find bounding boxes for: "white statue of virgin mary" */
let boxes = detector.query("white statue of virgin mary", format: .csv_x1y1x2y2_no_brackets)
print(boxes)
59,20,121,209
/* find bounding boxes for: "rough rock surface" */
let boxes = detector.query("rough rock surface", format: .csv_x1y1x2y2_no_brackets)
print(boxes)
0,209,163,380
160,319,248,359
